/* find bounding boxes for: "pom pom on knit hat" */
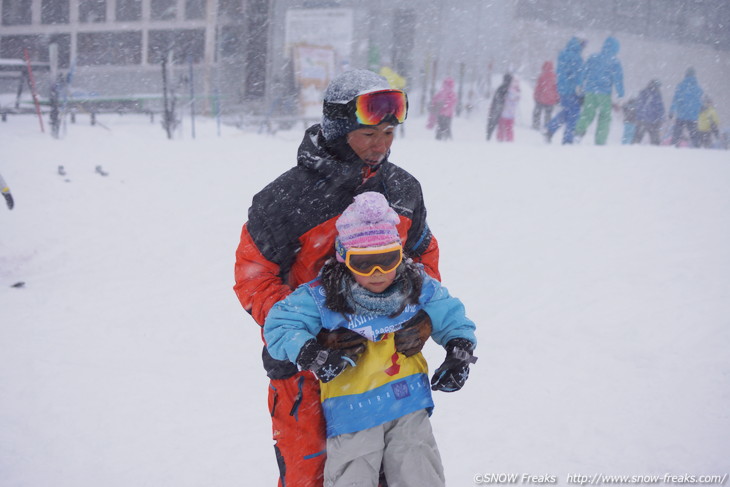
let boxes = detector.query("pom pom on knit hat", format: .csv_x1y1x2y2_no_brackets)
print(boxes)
322,69,391,142
335,192,401,260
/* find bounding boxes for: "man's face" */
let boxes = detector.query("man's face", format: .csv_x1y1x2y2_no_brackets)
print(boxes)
346,123,396,166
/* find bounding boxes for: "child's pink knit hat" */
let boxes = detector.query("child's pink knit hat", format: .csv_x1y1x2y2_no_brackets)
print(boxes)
335,192,401,260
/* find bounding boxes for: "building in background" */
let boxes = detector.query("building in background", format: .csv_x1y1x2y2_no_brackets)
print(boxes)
1,0,728,120
0,0,269,113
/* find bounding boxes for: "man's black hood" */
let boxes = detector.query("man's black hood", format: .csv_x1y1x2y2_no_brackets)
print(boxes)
296,124,390,191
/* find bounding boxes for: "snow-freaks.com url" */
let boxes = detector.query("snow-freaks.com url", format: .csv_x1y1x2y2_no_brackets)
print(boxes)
565,473,729,485
472,473,728,485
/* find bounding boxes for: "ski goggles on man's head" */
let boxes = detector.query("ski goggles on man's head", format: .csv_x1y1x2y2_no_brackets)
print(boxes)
324,89,408,127
341,243,404,277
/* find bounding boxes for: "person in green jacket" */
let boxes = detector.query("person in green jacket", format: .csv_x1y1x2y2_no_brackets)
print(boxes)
575,37,625,145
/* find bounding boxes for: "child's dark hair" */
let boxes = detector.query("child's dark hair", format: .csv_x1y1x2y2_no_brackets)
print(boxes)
320,257,423,317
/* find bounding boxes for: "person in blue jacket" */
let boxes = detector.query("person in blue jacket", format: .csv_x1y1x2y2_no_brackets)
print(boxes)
669,68,704,147
545,36,586,144
633,79,665,145
575,36,625,145
264,191,477,487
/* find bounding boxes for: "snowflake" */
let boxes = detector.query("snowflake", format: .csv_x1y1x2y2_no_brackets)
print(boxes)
458,367,470,384
319,364,340,382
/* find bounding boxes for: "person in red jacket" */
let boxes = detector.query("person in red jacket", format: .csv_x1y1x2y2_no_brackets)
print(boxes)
532,61,560,130
234,69,439,487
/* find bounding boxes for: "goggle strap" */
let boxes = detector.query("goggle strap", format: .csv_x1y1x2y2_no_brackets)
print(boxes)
323,101,350,120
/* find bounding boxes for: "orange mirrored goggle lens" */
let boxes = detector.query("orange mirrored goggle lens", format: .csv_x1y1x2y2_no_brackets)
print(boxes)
353,90,408,126
345,246,403,277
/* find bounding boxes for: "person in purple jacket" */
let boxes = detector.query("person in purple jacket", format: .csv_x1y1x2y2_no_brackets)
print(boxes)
633,79,665,145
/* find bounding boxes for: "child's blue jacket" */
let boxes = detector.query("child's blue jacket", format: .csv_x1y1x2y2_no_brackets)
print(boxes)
264,272,476,437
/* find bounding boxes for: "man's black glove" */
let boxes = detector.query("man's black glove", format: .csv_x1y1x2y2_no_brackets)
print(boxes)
394,310,432,357
296,339,357,383
431,338,477,392
317,328,367,359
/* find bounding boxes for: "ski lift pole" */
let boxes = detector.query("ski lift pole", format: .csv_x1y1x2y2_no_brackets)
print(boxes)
161,51,172,139
23,49,45,133
214,81,221,137
189,55,195,139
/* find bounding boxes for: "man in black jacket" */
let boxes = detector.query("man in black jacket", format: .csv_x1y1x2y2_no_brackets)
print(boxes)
234,69,439,487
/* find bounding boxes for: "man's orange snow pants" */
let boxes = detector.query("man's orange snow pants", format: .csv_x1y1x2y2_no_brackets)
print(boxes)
268,371,326,487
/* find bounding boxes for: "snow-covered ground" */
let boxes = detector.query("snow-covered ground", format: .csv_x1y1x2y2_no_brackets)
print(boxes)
1,107,729,486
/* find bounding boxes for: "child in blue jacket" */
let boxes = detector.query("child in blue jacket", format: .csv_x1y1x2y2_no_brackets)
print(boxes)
264,191,477,487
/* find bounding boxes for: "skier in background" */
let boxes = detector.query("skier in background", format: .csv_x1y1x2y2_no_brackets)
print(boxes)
621,97,638,145
487,73,513,140
497,76,520,142
544,37,586,144
0,172,14,210
669,68,704,148
574,36,625,145
633,79,665,145
429,77,458,140
697,96,720,148
532,61,559,131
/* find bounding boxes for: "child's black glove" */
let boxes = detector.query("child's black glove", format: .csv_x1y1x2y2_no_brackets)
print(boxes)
431,338,477,392
297,339,357,383
394,310,432,357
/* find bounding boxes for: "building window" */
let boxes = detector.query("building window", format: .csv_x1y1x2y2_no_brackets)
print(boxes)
148,29,205,64
48,34,71,67
79,0,105,23
220,25,244,58
78,31,142,65
185,0,205,20
42,0,70,24
1,34,41,60
151,0,176,20
116,0,141,21
1,0,32,25
219,0,243,20
0,33,70,67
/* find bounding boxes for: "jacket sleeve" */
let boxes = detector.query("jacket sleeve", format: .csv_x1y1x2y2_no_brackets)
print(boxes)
614,62,625,98
413,234,440,281
233,223,294,326
395,172,441,282
263,285,324,364
422,275,477,348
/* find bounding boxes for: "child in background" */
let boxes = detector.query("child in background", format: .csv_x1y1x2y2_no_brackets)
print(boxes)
697,96,720,148
621,97,638,144
532,61,559,131
428,77,458,140
264,192,477,487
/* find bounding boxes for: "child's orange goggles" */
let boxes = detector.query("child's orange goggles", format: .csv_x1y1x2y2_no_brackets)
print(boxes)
324,90,408,127
343,244,403,277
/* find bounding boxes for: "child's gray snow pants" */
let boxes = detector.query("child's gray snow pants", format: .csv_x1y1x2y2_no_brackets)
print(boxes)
324,409,445,487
